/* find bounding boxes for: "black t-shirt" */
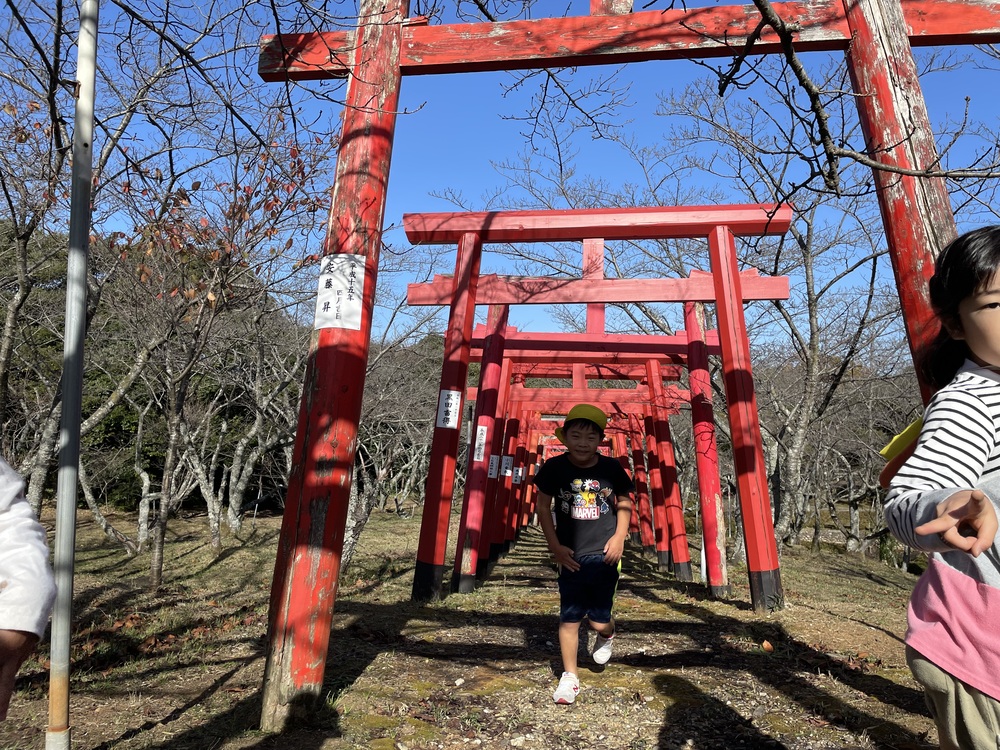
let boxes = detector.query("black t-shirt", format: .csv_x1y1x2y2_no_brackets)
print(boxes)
533,453,634,558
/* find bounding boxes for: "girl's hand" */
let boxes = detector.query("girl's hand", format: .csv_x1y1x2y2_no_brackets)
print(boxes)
551,544,579,571
915,489,999,556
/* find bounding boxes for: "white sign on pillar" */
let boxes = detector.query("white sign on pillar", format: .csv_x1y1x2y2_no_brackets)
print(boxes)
488,455,500,478
314,254,365,330
501,456,513,477
435,389,463,429
473,425,489,462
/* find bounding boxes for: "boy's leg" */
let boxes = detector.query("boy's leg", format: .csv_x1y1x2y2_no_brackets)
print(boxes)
585,557,620,664
558,621,581,676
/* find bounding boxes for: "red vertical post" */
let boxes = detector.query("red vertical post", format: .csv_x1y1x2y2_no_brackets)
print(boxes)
411,232,482,601
261,0,408,730
612,429,640,542
629,413,655,554
452,305,508,593
843,0,956,400
642,410,671,571
520,427,541,528
583,237,606,334
646,359,692,579
651,415,693,582
509,410,532,543
477,359,513,577
495,407,522,555
684,301,729,597
708,226,782,611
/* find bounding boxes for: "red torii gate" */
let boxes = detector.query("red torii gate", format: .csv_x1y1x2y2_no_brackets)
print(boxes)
404,205,791,606
463,321,734,594
256,0,982,726
465,347,697,577
505,388,693,570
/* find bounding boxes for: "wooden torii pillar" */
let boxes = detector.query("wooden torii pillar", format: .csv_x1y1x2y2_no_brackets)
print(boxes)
255,0,988,721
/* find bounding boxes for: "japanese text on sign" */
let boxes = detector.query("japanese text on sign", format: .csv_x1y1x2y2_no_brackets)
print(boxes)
435,390,463,429
314,254,365,330
474,425,488,462
487,455,500,478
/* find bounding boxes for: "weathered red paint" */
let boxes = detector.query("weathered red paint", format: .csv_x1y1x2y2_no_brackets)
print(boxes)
650,413,693,581
640,367,695,577
450,305,509,595
844,0,957,400
475,359,514,580
260,0,408,731
259,1,1000,81
404,205,791,243
683,302,729,596
641,411,673,571
411,232,482,601
629,414,656,552
708,227,782,611
408,272,790,305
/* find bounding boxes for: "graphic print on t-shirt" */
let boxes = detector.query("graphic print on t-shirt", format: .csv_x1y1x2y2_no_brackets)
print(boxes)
559,478,613,521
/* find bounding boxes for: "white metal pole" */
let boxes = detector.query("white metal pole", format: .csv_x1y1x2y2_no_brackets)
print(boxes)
47,1,100,747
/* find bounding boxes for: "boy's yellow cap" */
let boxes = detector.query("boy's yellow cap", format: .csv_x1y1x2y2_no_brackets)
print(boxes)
554,403,608,445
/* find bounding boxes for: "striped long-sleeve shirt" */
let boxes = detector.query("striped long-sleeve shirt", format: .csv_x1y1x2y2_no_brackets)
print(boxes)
885,361,1000,700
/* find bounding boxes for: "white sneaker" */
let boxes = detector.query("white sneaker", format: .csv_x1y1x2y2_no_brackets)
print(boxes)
552,671,580,704
592,630,615,665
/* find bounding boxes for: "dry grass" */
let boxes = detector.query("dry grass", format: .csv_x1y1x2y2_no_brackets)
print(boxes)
1,508,935,749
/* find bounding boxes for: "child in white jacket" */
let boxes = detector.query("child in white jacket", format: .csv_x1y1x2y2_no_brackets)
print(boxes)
0,455,56,720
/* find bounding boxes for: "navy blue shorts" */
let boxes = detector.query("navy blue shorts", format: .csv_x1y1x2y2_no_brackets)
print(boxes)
558,553,621,624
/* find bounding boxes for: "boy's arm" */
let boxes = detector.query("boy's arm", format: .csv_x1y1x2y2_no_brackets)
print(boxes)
603,494,632,565
536,491,580,572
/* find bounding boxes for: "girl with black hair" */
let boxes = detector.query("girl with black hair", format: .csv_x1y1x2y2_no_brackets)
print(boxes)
886,226,1000,749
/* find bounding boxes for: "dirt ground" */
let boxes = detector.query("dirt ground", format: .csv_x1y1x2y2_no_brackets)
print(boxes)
2,509,936,750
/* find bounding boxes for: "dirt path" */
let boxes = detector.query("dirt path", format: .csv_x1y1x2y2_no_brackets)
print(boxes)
2,512,935,750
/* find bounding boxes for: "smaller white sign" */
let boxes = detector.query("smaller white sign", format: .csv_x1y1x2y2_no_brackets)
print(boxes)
501,456,513,477
435,389,463,429
487,455,500,478
314,254,365,330
512,467,523,485
473,425,489,462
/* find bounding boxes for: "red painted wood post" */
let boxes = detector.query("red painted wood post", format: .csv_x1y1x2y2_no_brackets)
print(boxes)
524,429,545,526
452,305,509,593
651,414,693,581
477,359,514,576
642,410,672,572
260,0,408,730
629,413,655,554
613,429,640,542
708,226,782,611
583,237,606,334
520,427,541,527
646,359,693,579
410,232,482,601
843,0,956,399
496,407,523,555
684,301,729,597
509,410,532,543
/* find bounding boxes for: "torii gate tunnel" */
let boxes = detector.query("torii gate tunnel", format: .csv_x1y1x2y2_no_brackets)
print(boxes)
401,205,792,608
256,0,993,728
